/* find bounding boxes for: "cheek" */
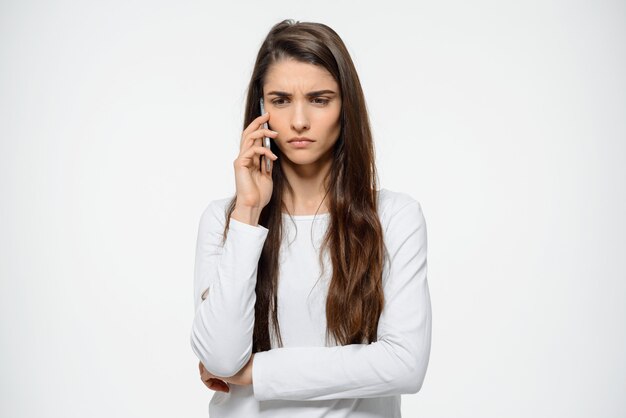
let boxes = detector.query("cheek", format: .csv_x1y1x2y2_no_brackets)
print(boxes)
330,107,341,129
329,116,342,136
321,112,341,133
268,118,280,132
269,116,290,133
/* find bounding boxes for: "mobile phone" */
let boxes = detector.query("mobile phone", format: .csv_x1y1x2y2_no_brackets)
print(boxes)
259,98,272,173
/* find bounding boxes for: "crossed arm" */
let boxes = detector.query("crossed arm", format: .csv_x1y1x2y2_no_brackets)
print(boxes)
190,198,431,401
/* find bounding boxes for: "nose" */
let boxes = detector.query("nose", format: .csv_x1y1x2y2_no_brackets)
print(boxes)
290,101,310,132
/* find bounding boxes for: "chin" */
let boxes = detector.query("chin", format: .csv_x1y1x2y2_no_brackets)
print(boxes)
283,153,322,166
279,144,334,165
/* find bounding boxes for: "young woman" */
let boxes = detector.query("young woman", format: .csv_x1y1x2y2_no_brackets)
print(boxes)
190,19,432,417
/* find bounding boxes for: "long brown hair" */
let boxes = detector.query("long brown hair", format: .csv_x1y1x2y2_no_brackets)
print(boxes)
221,19,385,352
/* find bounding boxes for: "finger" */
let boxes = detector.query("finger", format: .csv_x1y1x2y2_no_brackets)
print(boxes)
212,379,230,392
242,129,277,153
202,379,217,391
199,366,214,382
237,146,278,172
241,113,272,146
200,373,215,384
203,378,230,393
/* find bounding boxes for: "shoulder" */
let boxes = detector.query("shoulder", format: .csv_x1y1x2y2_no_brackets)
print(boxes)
377,188,427,264
376,188,424,225
198,196,235,229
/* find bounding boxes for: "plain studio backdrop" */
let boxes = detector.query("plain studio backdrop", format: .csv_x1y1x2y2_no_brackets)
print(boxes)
1,0,625,417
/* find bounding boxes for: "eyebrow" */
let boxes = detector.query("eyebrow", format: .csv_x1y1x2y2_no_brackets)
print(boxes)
266,89,338,97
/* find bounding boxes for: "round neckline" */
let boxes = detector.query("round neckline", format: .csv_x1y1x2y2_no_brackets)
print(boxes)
281,212,330,220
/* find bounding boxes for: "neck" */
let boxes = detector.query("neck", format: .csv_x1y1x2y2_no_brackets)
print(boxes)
280,155,332,215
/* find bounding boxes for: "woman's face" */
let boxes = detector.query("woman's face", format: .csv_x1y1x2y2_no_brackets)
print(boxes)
263,59,342,168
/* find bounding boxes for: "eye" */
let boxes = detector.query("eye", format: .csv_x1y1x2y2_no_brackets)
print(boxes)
271,98,288,105
312,98,330,105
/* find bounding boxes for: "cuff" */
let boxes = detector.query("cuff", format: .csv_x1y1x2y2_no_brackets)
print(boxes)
252,350,271,401
229,217,269,235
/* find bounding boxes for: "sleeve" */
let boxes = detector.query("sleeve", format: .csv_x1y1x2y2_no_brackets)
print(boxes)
189,200,269,378
251,200,431,401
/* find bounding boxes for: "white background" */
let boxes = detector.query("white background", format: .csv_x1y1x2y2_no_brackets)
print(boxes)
1,0,625,417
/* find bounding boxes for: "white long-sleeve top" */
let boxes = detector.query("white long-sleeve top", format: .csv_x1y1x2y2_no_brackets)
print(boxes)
190,188,432,417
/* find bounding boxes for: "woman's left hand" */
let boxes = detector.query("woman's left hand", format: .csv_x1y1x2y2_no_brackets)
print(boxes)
199,354,255,391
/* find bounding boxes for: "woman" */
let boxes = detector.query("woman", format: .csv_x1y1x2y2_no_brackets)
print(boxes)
190,19,432,417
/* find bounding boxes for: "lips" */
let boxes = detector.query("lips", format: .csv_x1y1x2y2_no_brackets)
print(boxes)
288,139,314,149
288,137,314,143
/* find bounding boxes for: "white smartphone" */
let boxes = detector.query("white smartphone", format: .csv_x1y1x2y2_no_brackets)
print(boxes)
259,98,272,173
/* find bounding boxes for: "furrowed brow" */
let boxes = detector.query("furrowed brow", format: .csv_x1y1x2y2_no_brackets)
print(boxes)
267,89,338,97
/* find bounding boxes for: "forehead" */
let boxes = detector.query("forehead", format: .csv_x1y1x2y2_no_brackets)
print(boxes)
264,59,338,91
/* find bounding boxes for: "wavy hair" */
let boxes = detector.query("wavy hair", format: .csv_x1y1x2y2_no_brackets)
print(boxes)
221,19,385,352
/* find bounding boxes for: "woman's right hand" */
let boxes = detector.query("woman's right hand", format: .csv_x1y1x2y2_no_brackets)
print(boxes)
199,361,230,393
233,112,279,212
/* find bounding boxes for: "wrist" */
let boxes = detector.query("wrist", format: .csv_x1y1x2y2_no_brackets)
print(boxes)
232,206,261,226
248,353,255,386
